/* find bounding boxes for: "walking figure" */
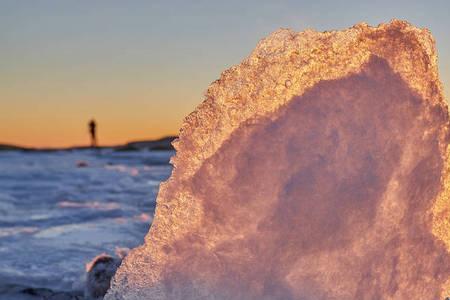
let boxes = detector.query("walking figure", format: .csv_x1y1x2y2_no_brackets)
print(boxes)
89,119,97,147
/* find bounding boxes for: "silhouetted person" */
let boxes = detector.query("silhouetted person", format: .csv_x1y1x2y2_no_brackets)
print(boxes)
89,119,97,147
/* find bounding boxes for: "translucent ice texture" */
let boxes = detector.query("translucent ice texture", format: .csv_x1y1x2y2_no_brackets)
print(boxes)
107,20,450,299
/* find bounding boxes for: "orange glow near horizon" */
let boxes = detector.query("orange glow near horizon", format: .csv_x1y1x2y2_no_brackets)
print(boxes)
0,54,207,148
0,73,196,148
0,89,189,148
0,119,180,149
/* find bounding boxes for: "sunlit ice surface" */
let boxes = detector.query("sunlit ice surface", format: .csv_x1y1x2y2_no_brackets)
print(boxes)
106,21,450,299
0,149,172,293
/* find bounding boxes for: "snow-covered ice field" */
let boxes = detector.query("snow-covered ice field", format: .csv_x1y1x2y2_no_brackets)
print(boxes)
0,149,173,298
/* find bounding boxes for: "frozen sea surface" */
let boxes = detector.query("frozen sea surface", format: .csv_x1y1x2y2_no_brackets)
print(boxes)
0,149,173,296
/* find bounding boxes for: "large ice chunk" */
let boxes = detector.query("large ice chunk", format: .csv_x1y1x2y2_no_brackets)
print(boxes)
106,20,450,299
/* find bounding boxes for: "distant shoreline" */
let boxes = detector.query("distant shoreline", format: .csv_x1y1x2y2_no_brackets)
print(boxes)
0,136,177,152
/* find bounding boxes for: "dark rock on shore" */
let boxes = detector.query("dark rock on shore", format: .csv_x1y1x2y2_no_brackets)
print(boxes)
0,136,177,153
115,136,176,152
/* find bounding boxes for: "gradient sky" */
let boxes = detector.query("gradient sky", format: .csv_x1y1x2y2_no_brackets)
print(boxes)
1,0,449,147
